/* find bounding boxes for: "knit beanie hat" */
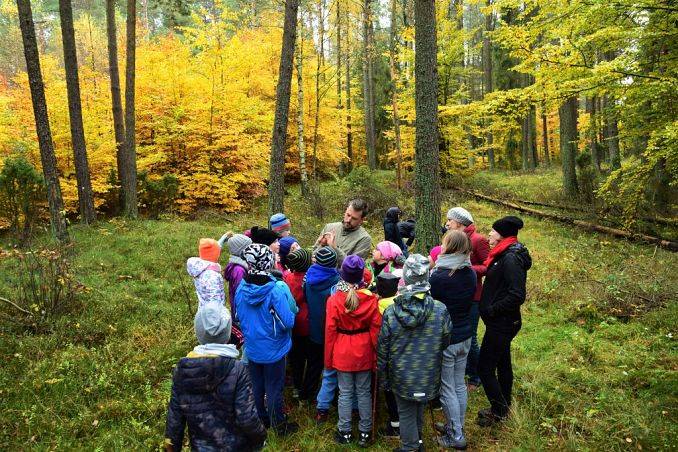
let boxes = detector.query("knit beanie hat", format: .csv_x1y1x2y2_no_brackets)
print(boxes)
376,241,403,262
447,207,474,226
376,272,400,298
226,234,252,257
286,248,312,272
278,236,298,265
199,238,221,263
250,226,280,246
242,243,275,275
403,254,431,286
340,255,365,285
492,215,524,238
194,303,232,345
429,245,442,264
314,246,338,268
269,213,291,233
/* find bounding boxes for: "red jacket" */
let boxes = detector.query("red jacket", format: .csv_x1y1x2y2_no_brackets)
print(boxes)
465,224,490,301
283,271,309,337
324,289,381,372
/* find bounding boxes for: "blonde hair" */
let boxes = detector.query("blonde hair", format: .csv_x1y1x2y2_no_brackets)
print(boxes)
344,285,360,312
441,229,472,255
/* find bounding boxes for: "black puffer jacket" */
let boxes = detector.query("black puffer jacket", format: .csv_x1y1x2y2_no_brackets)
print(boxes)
165,356,266,451
479,243,532,335
383,208,406,251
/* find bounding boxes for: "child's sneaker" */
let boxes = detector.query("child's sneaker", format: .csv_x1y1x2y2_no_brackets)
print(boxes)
334,429,352,444
315,409,329,424
438,432,467,450
357,431,372,448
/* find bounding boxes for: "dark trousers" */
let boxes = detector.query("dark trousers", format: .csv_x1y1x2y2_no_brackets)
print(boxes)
300,340,324,401
478,328,518,417
465,302,481,384
384,389,399,423
289,335,312,392
248,357,286,427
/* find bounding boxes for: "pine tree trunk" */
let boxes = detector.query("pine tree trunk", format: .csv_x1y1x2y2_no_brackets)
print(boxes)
483,0,494,169
414,0,441,254
390,0,403,189
106,0,126,211
16,0,69,242
521,114,530,170
312,2,322,181
587,96,601,174
59,0,96,224
269,0,299,214
296,28,308,196
559,96,579,197
345,20,353,172
362,0,376,169
541,106,550,165
123,0,138,217
529,104,538,167
602,94,620,169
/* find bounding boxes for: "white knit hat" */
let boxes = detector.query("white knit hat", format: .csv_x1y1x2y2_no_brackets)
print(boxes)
446,207,474,226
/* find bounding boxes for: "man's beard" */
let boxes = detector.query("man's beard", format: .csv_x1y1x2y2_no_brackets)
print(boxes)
342,221,358,231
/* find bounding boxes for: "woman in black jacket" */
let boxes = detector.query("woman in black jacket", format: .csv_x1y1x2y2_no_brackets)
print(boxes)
477,216,531,427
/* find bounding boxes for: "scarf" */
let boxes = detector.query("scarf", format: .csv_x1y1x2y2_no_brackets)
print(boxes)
435,253,472,272
228,254,248,269
335,279,367,293
484,236,518,267
191,343,240,358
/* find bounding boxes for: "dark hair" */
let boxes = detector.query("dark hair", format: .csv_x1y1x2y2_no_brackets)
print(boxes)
349,199,369,218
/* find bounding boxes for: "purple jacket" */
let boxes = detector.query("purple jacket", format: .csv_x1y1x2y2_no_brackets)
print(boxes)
224,257,248,316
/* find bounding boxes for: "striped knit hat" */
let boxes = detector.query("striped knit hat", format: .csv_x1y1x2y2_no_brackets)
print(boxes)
286,248,312,272
269,213,291,233
314,246,338,268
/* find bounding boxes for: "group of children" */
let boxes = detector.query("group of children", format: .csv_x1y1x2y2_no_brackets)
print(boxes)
165,205,531,452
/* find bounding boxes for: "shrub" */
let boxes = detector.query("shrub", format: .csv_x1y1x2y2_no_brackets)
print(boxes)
343,166,400,220
138,172,179,219
0,156,45,245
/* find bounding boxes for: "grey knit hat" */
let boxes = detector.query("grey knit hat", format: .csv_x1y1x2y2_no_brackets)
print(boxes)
402,254,431,286
227,233,252,257
447,207,474,226
194,303,232,345
314,246,338,268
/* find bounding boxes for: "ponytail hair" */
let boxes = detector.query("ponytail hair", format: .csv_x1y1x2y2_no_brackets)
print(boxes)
344,284,360,312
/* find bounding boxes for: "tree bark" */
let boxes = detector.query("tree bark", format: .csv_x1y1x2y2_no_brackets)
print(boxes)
483,0,495,169
345,16,353,172
312,0,323,180
295,26,308,196
529,104,538,167
123,0,138,217
586,96,601,173
59,0,96,224
268,0,299,214
414,0,441,254
16,0,69,242
389,0,403,189
559,96,579,197
362,0,376,169
541,104,550,165
602,94,620,169
106,0,126,210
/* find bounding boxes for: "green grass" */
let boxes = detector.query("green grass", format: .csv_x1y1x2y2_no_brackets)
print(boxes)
0,179,676,451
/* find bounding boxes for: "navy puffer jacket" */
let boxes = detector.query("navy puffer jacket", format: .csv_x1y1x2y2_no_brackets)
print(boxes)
165,356,266,451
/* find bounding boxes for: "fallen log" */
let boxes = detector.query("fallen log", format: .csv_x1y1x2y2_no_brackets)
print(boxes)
450,187,678,252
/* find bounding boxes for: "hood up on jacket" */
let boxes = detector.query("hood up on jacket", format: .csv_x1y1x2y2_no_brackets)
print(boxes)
236,276,277,306
392,292,433,329
174,356,235,395
385,207,401,223
187,257,221,277
507,243,532,271
187,257,224,306
306,264,340,288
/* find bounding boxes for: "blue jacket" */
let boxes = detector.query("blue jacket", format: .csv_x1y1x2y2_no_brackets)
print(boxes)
235,276,296,364
165,356,266,451
429,266,477,344
304,264,340,344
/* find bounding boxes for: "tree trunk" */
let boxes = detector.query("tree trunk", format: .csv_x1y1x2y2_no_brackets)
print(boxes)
268,0,299,214
16,0,69,242
59,0,96,224
541,104,550,165
559,96,579,197
336,1,342,111
483,0,495,169
312,1,323,180
106,0,126,211
389,0,403,189
586,96,601,173
414,0,441,254
296,27,308,196
602,94,620,169
521,114,530,170
529,104,538,167
345,17,353,172
362,0,376,169
123,0,138,217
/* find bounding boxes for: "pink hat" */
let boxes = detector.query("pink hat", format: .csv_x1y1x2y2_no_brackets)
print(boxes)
376,241,403,262
429,245,442,264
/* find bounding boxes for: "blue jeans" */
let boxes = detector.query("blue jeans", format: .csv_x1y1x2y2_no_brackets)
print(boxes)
248,357,286,427
465,302,481,385
440,338,471,439
316,368,338,411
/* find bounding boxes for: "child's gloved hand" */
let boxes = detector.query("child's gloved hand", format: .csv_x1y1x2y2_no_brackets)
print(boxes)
217,232,232,249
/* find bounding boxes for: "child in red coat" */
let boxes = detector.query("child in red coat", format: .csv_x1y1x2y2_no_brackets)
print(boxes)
325,255,381,447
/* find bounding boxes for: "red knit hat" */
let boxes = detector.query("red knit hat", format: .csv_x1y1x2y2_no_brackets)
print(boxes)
199,238,221,263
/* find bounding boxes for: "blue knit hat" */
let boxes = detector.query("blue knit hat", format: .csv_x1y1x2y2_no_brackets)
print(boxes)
270,213,291,233
278,236,298,266
314,246,338,268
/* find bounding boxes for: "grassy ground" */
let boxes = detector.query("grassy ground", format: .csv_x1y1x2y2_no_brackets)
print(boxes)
0,177,676,450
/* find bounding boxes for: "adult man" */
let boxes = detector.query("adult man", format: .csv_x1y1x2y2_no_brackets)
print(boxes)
315,199,372,262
